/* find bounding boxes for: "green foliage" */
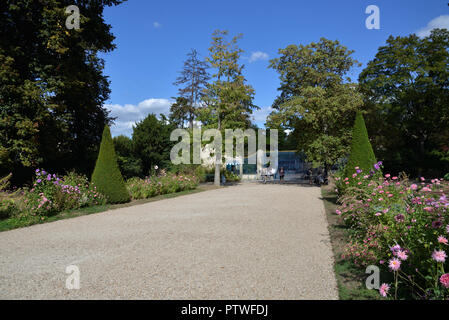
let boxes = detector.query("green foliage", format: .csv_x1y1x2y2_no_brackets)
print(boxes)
359,29,449,177
126,173,199,200
0,173,19,219
113,135,142,179
91,126,130,204
170,164,207,183
199,30,258,185
344,112,377,178
132,114,175,176
24,169,106,216
444,173,449,181
224,170,241,182
169,97,192,128
268,38,363,169
0,0,125,184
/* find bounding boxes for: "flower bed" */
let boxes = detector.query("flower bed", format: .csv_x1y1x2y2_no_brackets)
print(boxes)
0,170,106,221
126,171,199,200
335,163,449,299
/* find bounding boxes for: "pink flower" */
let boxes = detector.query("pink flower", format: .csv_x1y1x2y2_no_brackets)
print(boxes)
379,283,390,297
388,258,401,271
432,250,447,263
385,174,391,178
375,212,382,216
438,236,448,245
421,187,431,192
410,184,418,190
423,207,433,212
335,209,342,215
440,274,449,288
396,250,408,261
420,177,425,181
392,176,398,180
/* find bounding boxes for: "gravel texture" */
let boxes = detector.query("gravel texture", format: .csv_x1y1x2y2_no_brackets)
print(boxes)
0,183,338,299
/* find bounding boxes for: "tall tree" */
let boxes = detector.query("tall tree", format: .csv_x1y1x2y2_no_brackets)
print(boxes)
168,96,190,128
113,135,142,179
0,0,124,184
132,114,175,176
172,49,209,129
359,29,449,177
198,30,257,185
268,38,363,171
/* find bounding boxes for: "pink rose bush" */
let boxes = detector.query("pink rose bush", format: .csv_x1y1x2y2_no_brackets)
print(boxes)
335,162,449,299
126,171,199,200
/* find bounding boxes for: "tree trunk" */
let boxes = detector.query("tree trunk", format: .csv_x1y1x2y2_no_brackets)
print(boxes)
214,115,221,186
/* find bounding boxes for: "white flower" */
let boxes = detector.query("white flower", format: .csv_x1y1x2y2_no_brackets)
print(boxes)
154,165,158,170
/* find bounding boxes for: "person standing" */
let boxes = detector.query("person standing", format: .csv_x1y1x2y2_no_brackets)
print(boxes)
279,167,285,183
308,168,313,185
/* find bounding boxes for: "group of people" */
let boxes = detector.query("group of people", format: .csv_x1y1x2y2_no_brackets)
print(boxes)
306,168,327,185
260,166,328,185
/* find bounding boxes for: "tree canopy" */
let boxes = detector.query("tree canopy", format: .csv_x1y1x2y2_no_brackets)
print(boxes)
0,0,124,184
198,30,257,185
359,29,449,177
132,114,175,176
171,49,209,129
268,38,363,169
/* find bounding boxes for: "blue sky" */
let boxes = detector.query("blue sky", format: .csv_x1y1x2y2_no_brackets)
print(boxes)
101,0,449,136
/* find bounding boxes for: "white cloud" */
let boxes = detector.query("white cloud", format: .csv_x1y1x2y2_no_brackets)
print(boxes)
105,98,172,137
416,15,449,38
251,106,274,126
249,51,269,63
153,21,162,28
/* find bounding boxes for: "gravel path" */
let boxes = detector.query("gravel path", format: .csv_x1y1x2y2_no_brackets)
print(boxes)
0,183,338,299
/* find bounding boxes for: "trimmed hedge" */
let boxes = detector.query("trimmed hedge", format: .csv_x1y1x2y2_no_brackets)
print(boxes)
91,126,130,204
344,112,377,177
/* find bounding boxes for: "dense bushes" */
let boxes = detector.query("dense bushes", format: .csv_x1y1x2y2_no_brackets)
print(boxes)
92,126,130,204
0,170,106,222
170,164,207,182
344,112,377,178
126,171,199,200
335,163,449,299
0,174,19,219
25,170,106,216
113,135,142,179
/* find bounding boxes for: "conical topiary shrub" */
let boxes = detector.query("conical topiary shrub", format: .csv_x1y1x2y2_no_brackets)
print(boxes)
344,112,377,178
91,125,130,203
